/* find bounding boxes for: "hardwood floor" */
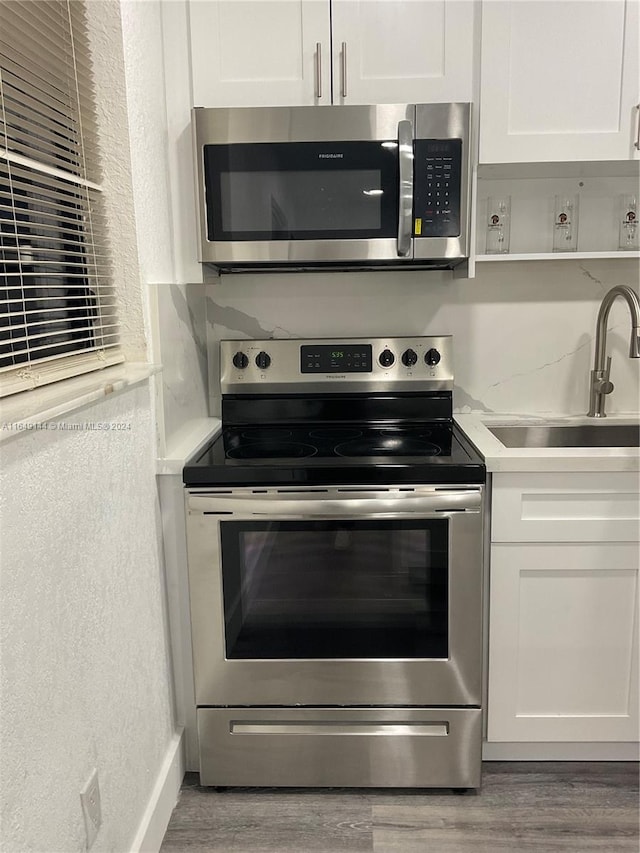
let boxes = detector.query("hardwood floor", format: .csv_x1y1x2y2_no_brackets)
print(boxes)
160,762,639,853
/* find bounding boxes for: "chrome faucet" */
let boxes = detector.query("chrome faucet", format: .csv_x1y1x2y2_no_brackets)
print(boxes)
587,285,640,417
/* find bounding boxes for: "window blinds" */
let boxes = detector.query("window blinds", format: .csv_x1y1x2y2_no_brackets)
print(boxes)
0,0,121,398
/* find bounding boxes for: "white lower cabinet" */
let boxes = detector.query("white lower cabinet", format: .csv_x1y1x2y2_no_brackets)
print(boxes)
487,472,640,746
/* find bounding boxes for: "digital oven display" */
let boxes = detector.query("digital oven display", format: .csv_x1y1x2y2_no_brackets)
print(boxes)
300,344,372,373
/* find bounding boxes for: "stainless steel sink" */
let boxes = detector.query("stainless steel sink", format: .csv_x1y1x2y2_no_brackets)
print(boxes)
488,423,640,448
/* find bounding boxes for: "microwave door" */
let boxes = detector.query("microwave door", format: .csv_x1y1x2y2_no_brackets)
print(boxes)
194,103,423,269
397,119,414,258
200,145,408,267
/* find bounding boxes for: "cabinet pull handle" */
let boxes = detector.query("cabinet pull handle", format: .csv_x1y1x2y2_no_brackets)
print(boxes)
315,42,322,99
341,42,347,98
635,103,640,151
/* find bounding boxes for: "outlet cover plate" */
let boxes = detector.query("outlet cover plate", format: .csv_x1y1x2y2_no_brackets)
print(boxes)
80,769,102,849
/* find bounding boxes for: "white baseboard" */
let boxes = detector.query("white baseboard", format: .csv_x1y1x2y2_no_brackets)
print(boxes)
130,728,185,853
483,740,640,761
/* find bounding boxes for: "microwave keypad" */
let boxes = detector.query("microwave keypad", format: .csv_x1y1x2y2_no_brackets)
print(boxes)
413,139,462,238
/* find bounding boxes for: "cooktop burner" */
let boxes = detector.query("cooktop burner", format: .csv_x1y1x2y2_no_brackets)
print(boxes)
224,424,446,461
240,428,293,440
227,441,318,460
335,434,441,457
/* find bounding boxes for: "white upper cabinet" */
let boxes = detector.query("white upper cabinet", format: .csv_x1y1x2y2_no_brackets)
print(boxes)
189,1,331,107
330,0,476,105
480,0,640,162
188,0,476,108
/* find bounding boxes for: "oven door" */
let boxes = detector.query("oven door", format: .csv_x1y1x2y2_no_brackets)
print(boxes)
186,485,483,708
193,104,414,267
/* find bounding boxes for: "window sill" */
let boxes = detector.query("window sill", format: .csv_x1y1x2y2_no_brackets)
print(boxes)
0,362,161,443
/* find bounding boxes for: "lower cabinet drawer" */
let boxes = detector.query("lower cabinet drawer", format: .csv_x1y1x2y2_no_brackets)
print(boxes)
491,471,640,543
197,706,482,788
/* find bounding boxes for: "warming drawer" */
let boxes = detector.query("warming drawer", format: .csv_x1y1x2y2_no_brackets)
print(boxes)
197,707,482,788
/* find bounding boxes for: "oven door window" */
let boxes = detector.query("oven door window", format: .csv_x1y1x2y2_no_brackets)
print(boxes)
220,519,448,659
203,141,399,241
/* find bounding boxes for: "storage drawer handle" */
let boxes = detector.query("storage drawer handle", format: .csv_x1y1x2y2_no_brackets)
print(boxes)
231,722,449,736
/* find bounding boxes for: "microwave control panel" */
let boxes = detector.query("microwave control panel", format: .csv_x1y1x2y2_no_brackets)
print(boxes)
413,139,462,238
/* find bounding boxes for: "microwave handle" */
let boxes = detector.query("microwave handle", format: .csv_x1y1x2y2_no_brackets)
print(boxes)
397,119,414,257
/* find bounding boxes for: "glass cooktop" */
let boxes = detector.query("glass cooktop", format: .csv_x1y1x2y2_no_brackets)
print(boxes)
223,424,448,460
184,422,485,486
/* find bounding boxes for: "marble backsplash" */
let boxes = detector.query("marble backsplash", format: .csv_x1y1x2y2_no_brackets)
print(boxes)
153,258,640,450
151,282,209,454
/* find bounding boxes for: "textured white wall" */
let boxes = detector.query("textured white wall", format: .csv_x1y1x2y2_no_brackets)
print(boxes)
154,283,208,448
87,0,149,363
0,386,174,852
0,2,177,851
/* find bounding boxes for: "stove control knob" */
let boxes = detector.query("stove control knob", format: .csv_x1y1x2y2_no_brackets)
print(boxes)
401,348,418,367
255,351,271,370
232,351,249,369
425,348,441,367
379,348,395,368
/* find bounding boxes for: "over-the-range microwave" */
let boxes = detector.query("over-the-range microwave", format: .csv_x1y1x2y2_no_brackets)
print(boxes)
193,103,471,273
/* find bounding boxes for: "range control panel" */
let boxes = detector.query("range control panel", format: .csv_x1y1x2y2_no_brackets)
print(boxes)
220,336,453,394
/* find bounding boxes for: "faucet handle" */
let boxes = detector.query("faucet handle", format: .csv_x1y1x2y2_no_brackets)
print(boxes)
600,356,614,394
591,357,614,397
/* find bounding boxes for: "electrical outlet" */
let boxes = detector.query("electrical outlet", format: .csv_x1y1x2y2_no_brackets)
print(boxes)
80,769,102,850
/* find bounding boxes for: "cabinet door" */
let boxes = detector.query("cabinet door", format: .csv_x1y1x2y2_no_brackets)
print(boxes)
480,0,640,162
189,1,331,107
331,0,476,105
487,543,640,742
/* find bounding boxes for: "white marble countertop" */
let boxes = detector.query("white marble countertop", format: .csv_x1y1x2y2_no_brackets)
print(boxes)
455,412,640,473
156,417,222,475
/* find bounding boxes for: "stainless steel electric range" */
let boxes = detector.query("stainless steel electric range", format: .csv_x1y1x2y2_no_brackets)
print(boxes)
184,336,485,789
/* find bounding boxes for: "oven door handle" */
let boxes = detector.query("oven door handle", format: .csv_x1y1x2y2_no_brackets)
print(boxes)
188,491,481,516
